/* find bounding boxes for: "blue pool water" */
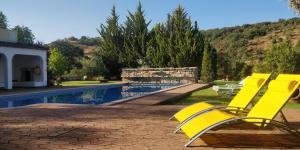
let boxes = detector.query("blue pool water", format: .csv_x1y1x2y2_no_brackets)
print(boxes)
0,83,181,109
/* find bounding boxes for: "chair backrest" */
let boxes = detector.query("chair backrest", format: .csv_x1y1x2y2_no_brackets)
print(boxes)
227,73,271,109
275,74,300,81
246,77,300,125
275,74,300,100
238,76,250,85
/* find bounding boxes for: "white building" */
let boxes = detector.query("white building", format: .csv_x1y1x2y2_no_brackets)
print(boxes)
0,29,47,89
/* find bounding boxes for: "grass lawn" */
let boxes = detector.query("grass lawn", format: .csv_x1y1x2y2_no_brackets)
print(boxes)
213,80,239,85
61,80,122,87
175,81,300,109
174,87,232,105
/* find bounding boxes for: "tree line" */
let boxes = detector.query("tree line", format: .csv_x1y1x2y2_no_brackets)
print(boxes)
47,3,217,84
1,0,299,84
48,1,300,83
93,3,217,81
0,11,36,45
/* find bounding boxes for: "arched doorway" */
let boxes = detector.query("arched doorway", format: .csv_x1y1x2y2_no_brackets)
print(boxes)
12,54,44,87
0,53,7,88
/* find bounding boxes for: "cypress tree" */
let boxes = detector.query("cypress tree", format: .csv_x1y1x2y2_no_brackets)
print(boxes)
97,5,124,78
146,5,204,68
123,1,150,67
201,40,216,82
166,5,204,68
146,24,170,67
211,47,218,79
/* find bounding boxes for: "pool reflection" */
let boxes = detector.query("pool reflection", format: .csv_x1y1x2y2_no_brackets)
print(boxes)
0,84,180,108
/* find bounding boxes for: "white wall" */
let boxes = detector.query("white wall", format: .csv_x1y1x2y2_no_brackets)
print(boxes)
0,46,47,89
12,55,43,82
0,29,17,43
0,54,5,85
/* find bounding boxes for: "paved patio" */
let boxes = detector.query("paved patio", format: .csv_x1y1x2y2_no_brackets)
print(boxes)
0,84,299,150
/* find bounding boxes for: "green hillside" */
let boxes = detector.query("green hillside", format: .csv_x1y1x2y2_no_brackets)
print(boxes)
203,18,300,79
68,18,300,65
58,18,300,80
60,36,100,56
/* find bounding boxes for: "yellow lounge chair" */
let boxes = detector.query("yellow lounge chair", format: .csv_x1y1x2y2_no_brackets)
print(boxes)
171,73,271,132
180,75,300,147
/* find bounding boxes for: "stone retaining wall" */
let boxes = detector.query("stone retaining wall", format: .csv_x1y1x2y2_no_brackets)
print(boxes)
121,67,198,84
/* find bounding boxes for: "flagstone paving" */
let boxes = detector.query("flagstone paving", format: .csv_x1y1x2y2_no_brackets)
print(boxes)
0,84,299,150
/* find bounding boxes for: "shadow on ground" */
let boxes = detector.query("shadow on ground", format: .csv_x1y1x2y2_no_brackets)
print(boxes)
194,133,300,149
0,103,299,149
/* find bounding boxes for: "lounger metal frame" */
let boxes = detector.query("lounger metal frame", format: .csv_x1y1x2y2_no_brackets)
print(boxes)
169,77,268,124
184,90,300,147
168,99,253,121
184,115,300,147
173,105,248,133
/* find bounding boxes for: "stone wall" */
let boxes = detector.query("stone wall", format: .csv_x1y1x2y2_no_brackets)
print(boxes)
121,67,198,84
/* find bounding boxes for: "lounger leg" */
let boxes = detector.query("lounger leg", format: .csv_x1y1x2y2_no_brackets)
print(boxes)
169,115,175,120
183,117,300,147
279,111,289,125
185,136,199,147
174,127,181,133
270,120,300,137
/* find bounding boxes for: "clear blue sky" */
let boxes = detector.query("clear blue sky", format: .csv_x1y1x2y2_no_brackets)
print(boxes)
0,0,298,43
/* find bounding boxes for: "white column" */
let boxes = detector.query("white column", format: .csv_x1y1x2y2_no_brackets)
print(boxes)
43,57,47,86
43,97,48,103
4,55,12,89
8,101,13,108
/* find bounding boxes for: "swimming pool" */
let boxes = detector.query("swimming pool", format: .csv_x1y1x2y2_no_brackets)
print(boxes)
0,83,182,108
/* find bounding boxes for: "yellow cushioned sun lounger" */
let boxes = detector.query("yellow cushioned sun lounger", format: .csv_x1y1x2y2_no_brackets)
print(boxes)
171,73,271,132
180,74,300,147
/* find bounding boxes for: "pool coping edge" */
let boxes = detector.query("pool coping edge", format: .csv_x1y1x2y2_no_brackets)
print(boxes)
101,83,192,106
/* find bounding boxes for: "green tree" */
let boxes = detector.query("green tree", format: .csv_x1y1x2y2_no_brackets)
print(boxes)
203,17,300,79
295,38,300,50
12,25,35,44
263,41,300,74
0,11,8,29
49,40,84,71
81,51,107,78
97,5,124,78
146,24,170,67
216,52,230,79
201,40,217,82
147,5,204,69
48,48,68,85
166,5,204,67
289,0,300,14
211,47,218,79
123,1,150,67
78,36,99,46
